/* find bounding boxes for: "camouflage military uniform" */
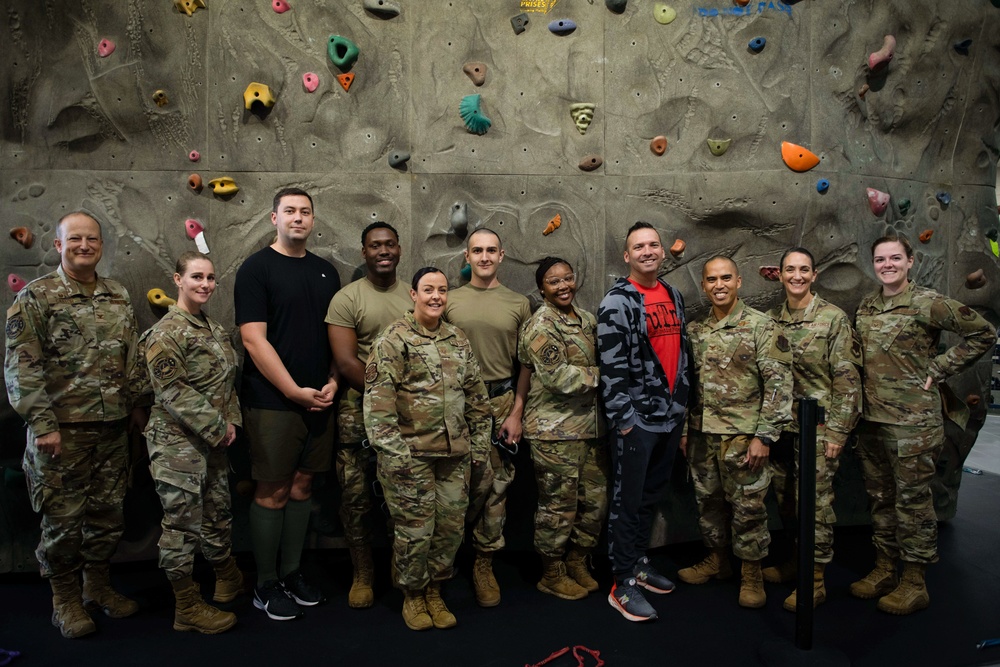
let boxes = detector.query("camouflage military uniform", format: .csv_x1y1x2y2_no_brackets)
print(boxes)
686,299,793,561
767,295,862,563
364,311,492,591
4,266,144,578
518,303,608,558
143,306,241,581
855,282,995,564
325,278,411,548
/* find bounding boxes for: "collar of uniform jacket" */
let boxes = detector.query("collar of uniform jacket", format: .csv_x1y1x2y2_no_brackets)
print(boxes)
775,292,823,323
56,264,113,297
710,298,747,330
403,310,455,340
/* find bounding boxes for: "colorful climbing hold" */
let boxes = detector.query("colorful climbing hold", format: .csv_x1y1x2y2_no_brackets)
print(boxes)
669,239,685,256
328,35,360,70
463,62,487,87
650,136,667,156
578,154,603,171
363,0,401,17
337,72,355,92
388,151,410,168
185,219,210,254
188,174,203,193
147,288,176,307
302,73,319,92
868,35,896,72
8,274,27,293
965,269,986,290
954,39,972,55
748,37,766,52
989,239,999,258
548,19,577,35
606,0,627,13
460,263,472,281
174,0,206,16
859,83,870,98
759,266,780,281
734,0,750,5
781,141,820,172
243,82,276,109
543,214,562,236
918,229,933,243
98,39,116,58
451,202,469,240
866,188,890,216
936,191,951,206
511,13,529,34
208,177,239,196
188,150,201,162
272,0,290,13
459,94,491,135
816,179,830,194
9,227,34,249
653,3,676,24
570,103,595,135
707,138,732,156
152,90,169,107
898,198,911,216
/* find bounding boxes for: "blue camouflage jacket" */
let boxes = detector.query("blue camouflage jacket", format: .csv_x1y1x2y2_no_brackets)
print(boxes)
597,277,691,434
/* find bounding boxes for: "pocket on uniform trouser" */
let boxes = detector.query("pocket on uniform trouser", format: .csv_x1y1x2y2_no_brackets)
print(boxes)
22,446,63,513
895,425,944,459
150,459,204,521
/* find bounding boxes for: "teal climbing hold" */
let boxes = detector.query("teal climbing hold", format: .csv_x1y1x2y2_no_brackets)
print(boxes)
459,94,491,135
898,198,911,216
328,35,359,70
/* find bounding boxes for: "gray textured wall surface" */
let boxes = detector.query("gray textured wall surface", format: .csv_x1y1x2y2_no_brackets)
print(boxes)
2,0,999,572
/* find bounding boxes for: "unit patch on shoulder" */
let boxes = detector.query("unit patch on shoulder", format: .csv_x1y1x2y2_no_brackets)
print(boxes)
365,362,378,384
153,356,177,381
540,343,561,366
957,305,978,322
5,314,25,341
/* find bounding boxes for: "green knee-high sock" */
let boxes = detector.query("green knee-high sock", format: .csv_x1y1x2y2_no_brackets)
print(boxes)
279,499,312,578
250,502,284,587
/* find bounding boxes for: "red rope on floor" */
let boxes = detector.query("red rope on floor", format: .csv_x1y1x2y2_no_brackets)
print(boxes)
525,645,603,667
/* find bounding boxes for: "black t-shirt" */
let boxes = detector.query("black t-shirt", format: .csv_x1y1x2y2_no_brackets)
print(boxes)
234,246,341,410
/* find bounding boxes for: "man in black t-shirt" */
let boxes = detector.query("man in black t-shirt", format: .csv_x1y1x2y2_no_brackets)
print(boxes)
234,187,341,621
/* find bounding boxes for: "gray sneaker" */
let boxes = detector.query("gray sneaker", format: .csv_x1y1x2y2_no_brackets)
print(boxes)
608,578,658,622
634,556,676,594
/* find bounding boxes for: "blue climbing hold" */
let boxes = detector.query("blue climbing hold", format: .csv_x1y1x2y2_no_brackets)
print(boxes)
954,39,972,55
548,18,577,35
748,37,766,53
460,263,472,281
816,179,829,194
936,191,951,206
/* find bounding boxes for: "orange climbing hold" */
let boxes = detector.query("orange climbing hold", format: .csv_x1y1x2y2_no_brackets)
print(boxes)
337,72,355,92
670,239,685,256
650,136,667,156
780,141,820,172
734,0,750,5
543,214,562,236
9,227,34,249
188,174,203,193
919,229,933,243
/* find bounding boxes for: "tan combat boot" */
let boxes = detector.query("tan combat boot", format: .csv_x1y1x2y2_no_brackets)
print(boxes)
762,558,798,584
171,577,237,634
537,556,588,600
50,572,96,639
782,563,826,612
212,557,244,603
565,546,599,593
876,563,929,615
849,550,898,599
82,562,139,618
472,552,500,607
424,582,457,629
677,547,733,585
402,590,433,631
348,545,375,608
738,560,767,608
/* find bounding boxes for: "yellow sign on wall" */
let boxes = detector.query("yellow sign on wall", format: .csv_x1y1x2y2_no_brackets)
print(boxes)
519,0,557,13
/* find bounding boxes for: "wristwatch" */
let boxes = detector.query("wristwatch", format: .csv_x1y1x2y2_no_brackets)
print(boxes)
757,436,775,447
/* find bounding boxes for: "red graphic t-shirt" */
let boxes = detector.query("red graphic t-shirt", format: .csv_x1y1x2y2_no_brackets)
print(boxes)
628,279,681,391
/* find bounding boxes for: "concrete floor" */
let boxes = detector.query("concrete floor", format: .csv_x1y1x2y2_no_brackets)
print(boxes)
965,414,1000,475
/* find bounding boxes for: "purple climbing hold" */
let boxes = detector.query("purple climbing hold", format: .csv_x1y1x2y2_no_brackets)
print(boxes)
548,18,576,35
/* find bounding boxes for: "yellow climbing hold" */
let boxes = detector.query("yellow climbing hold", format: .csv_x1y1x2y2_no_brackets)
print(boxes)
208,177,239,195
147,288,176,307
570,103,595,135
243,83,276,110
653,3,676,24
990,239,999,257
174,0,206,16
707,138,732,156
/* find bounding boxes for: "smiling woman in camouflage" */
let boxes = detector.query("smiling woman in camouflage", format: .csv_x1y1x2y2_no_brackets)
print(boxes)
143,251,242,634
518,257,608,602
853,235,995,615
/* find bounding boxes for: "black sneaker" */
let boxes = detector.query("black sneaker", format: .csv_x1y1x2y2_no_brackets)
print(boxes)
253,580,304,621
634,556,676,594
608,578,658,622
282,570,326,606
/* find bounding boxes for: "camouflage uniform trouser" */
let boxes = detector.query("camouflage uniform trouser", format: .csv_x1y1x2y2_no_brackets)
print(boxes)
770,427,840,563
687,431,772,561
856,421,943,564
531,438,609,558
22,421,128,578
466,390,515,553
148,431,233,582
336,444,379,547
379,453,471,591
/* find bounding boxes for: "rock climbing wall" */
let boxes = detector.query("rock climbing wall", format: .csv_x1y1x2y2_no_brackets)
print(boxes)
2,0,999,572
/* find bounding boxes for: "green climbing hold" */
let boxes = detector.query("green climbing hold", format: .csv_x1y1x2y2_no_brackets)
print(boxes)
707,138,732,156
898,198,911,216
328,35,359,70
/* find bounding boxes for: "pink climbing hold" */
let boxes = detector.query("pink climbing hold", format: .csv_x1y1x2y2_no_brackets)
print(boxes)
8,274,27,293
866,188,890,216
98,39,116,57
303,72,319,92
185,219,205,238
868,35,896,72
272,0,290,12
188,150,200,162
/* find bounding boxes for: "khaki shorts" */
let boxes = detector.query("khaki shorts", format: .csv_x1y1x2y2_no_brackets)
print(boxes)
243,406,336,482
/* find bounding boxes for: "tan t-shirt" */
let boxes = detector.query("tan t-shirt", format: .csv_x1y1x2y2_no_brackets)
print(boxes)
444,283,531,383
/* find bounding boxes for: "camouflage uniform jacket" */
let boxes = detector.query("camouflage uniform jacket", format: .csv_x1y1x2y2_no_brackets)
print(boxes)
597,277,691,434
5,265,144,435
143,306,241,448
768,295,862,446
518,302,604,441
687,299,793,441
856,281,996,428
364,311,492,460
